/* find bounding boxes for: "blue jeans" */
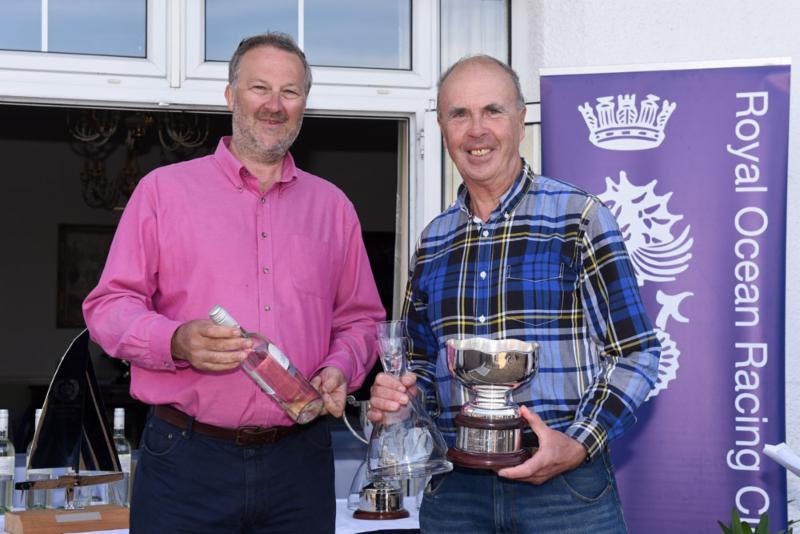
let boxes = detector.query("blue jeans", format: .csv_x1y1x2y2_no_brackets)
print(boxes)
130,412,335,534
420,451,626,534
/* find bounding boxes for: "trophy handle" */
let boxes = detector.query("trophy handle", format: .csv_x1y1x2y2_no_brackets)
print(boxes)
343,395,369,444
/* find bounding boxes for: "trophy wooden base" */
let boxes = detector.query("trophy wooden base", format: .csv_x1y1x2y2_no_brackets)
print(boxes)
353,509,410,520
4,504,129,534
449,413,532,469
447,446,531,470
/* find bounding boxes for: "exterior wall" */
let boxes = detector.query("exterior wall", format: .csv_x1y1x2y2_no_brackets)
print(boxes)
512,0,799,523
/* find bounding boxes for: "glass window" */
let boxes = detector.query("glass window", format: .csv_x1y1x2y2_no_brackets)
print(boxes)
205,0,297,62
0,0,145,57
304,0,410,69
204,0,411,70
49,1,145,57
440,0,508,71
0,0,41,52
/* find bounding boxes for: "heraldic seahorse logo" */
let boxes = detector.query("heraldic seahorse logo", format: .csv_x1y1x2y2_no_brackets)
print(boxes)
599,170,692,400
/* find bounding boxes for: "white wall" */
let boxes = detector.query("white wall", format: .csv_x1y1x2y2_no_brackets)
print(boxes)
511,0,799,524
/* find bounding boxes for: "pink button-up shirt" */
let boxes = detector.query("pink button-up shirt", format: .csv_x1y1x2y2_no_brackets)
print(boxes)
84,137,385,428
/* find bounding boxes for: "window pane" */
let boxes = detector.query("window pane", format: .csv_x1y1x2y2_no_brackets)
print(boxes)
304,0,410,69
0,0,41,52
440,0,508,72
205,0,298,62
49,0,145,57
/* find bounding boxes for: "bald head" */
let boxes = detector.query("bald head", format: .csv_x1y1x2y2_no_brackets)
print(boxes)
437,55,525,118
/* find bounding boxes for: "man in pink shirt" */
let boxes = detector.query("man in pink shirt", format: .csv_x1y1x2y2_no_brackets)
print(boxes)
83,32,385,534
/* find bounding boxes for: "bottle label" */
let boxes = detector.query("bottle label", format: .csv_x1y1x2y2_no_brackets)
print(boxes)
27,467,51,477
268,343,291,370
119,454,131,474
0,455,13,476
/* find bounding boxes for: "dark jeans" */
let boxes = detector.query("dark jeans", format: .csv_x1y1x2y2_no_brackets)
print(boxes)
419,450,626,534
130,411,335,534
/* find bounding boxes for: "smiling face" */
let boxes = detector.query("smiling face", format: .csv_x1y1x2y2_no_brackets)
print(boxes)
225,45,307,166
438,59,526,192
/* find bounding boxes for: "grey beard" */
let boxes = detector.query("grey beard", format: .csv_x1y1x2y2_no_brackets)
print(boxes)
232,115,303,166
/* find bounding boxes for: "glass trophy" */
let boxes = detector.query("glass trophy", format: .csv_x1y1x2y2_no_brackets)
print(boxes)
366,321,452,482
343,396,409,520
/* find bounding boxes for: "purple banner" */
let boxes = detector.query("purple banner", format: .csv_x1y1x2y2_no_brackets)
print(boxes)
541,63,790,531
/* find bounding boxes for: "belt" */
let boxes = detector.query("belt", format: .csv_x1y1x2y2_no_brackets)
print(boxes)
153,404,305,447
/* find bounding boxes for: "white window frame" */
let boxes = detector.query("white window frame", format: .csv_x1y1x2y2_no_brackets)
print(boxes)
182,0,434,89
0,0,168,104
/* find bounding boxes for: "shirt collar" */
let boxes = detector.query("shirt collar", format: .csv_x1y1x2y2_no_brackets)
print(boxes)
214,136,299,190
455,158,535,221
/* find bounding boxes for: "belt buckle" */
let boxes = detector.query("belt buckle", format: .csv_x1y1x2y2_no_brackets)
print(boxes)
235,425,277,446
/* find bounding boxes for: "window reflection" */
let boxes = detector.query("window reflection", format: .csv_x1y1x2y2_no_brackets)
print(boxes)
49,1,145,57
205,0,297,63
0,0,145,57
205,0,411,70
0,0,41,53
304,0,410,69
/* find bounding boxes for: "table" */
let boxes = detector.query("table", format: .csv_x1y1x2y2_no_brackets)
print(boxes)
1,499,419,533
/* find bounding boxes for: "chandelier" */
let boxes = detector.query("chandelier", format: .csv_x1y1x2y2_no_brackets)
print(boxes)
68,109,212,210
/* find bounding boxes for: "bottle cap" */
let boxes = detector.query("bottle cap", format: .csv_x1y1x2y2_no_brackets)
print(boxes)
114,408,125,430
209,305,240,328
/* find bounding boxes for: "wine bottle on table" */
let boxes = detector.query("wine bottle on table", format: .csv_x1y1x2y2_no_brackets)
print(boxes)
209,305,324,424
108,408,131,507
24,408,51,510
0,409,15,514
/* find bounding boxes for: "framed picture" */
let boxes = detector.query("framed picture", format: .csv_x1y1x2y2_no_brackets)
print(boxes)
57,224,116,328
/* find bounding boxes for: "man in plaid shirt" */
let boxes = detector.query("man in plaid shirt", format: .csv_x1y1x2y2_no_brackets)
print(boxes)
368,55,661,533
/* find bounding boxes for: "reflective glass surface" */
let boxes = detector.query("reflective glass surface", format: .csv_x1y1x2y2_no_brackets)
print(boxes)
304,0,410,69
0,0,41,52
205,0,297,62
49,0,146,57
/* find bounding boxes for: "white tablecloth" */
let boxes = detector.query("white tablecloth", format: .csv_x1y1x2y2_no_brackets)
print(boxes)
1,499,419,533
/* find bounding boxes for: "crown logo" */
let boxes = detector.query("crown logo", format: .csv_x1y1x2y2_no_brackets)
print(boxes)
578,94,676,151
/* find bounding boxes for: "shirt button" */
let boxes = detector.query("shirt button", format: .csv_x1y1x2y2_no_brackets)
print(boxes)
264,305,271,312
263,266,270,274
261,232,268,238
482,230,489,238
480,271,486,280
504,212,510,219
479,315,486,323
237,187,243,193
260,197,266,204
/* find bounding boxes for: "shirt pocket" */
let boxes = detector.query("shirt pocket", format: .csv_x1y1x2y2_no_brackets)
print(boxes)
504,257,571,327
288,234,333,299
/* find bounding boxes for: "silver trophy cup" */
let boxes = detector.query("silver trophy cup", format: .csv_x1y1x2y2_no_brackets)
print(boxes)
446,337,539,469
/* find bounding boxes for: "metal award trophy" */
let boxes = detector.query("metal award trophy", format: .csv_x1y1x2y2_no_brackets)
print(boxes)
366,321,452,481
446,337,539,469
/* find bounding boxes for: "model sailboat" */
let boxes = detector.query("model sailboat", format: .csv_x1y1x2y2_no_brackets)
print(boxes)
4,329,129,533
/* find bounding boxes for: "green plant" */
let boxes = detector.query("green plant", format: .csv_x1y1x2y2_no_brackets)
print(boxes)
718,507,795,534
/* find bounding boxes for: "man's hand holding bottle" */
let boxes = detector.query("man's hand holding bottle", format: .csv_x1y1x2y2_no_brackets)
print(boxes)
171,319,251,371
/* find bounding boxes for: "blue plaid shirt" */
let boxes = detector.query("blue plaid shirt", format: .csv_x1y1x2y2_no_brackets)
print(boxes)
403,160,661,458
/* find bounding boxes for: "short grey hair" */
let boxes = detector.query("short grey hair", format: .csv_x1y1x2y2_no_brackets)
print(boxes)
437,55,525,113
228,32,313,95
